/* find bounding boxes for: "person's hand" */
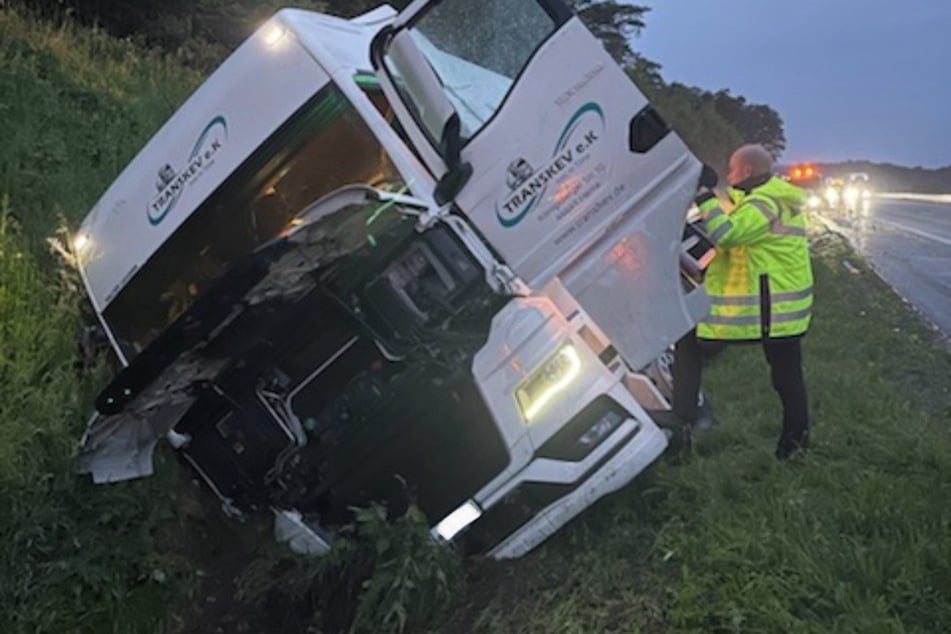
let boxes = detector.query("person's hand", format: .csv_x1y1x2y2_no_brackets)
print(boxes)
694,164,718,207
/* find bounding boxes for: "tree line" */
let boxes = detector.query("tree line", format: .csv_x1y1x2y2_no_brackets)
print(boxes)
11,0,786,171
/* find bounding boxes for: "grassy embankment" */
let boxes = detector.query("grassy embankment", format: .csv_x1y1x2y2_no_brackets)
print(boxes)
0,9,203,633
2,7,950,634
441,226,951,633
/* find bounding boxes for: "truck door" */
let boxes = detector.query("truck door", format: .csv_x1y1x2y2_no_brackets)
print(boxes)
371,0,709,372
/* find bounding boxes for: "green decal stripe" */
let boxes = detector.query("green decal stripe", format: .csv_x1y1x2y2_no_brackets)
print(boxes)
554,102,604,153
497,195,541,227
190,115,228,160
148,200,174,226
150,115,227,226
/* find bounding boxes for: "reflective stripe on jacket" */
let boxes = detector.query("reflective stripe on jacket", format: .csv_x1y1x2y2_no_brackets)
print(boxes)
697,177,814,340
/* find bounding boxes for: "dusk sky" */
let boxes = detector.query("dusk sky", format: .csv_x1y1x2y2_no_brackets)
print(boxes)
634,0,951,168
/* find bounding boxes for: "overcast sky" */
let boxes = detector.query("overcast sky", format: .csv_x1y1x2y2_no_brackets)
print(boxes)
634,0,951,168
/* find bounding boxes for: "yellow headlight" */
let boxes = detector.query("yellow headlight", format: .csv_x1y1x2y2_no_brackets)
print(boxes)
516,344,582,422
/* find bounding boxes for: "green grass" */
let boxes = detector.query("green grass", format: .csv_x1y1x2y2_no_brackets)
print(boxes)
0,8,203,633
0,7,200,245
3,5,951,633
440,229,951,633
0,205,199,634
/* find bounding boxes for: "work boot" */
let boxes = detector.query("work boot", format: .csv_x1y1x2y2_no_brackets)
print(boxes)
775,431,809,461
647,409,693,457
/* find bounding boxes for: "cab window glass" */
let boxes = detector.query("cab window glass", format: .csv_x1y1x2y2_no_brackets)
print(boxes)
398,0,557,142
104,84,404,359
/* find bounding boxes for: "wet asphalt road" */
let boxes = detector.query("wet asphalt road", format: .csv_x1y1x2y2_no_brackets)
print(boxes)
825,196,951,339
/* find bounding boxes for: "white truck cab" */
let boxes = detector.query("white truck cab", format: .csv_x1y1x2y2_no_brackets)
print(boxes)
75,0,711,558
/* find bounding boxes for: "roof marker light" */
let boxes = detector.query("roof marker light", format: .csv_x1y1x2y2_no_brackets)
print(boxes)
73,233,90,253
263,24,288,48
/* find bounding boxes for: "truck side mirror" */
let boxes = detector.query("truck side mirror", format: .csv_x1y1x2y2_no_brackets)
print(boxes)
433,112,472,205
385,30,456,153
381,29,471,204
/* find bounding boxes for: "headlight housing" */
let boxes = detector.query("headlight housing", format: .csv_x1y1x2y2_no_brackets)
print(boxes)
433,500,481,541
516,344,582,422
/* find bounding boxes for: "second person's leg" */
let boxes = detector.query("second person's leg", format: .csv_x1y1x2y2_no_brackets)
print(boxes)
762,337,810,458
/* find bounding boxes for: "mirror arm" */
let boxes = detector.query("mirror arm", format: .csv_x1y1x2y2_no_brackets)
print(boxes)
434,113,472,205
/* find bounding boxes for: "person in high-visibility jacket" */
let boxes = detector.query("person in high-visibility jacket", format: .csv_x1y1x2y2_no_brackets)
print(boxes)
671,144,813,459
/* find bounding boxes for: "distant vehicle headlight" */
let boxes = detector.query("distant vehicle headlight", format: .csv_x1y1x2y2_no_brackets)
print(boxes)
807,194,822,209
844,187,860,205
516,344,582,422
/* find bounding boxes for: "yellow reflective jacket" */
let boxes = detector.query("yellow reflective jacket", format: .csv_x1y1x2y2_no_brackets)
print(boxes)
697,177,813,341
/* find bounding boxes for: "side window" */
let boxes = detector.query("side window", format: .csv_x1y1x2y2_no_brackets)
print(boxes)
103,85,405,359
389,0,559,143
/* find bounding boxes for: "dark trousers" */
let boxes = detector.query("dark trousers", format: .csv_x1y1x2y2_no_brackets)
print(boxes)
672,329,810,455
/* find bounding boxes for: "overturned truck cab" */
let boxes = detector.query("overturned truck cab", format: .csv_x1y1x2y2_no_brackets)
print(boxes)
74,0,712,558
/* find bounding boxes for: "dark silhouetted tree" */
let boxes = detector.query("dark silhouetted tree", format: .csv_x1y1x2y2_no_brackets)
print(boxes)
569,1,649,64
708,90,786,159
